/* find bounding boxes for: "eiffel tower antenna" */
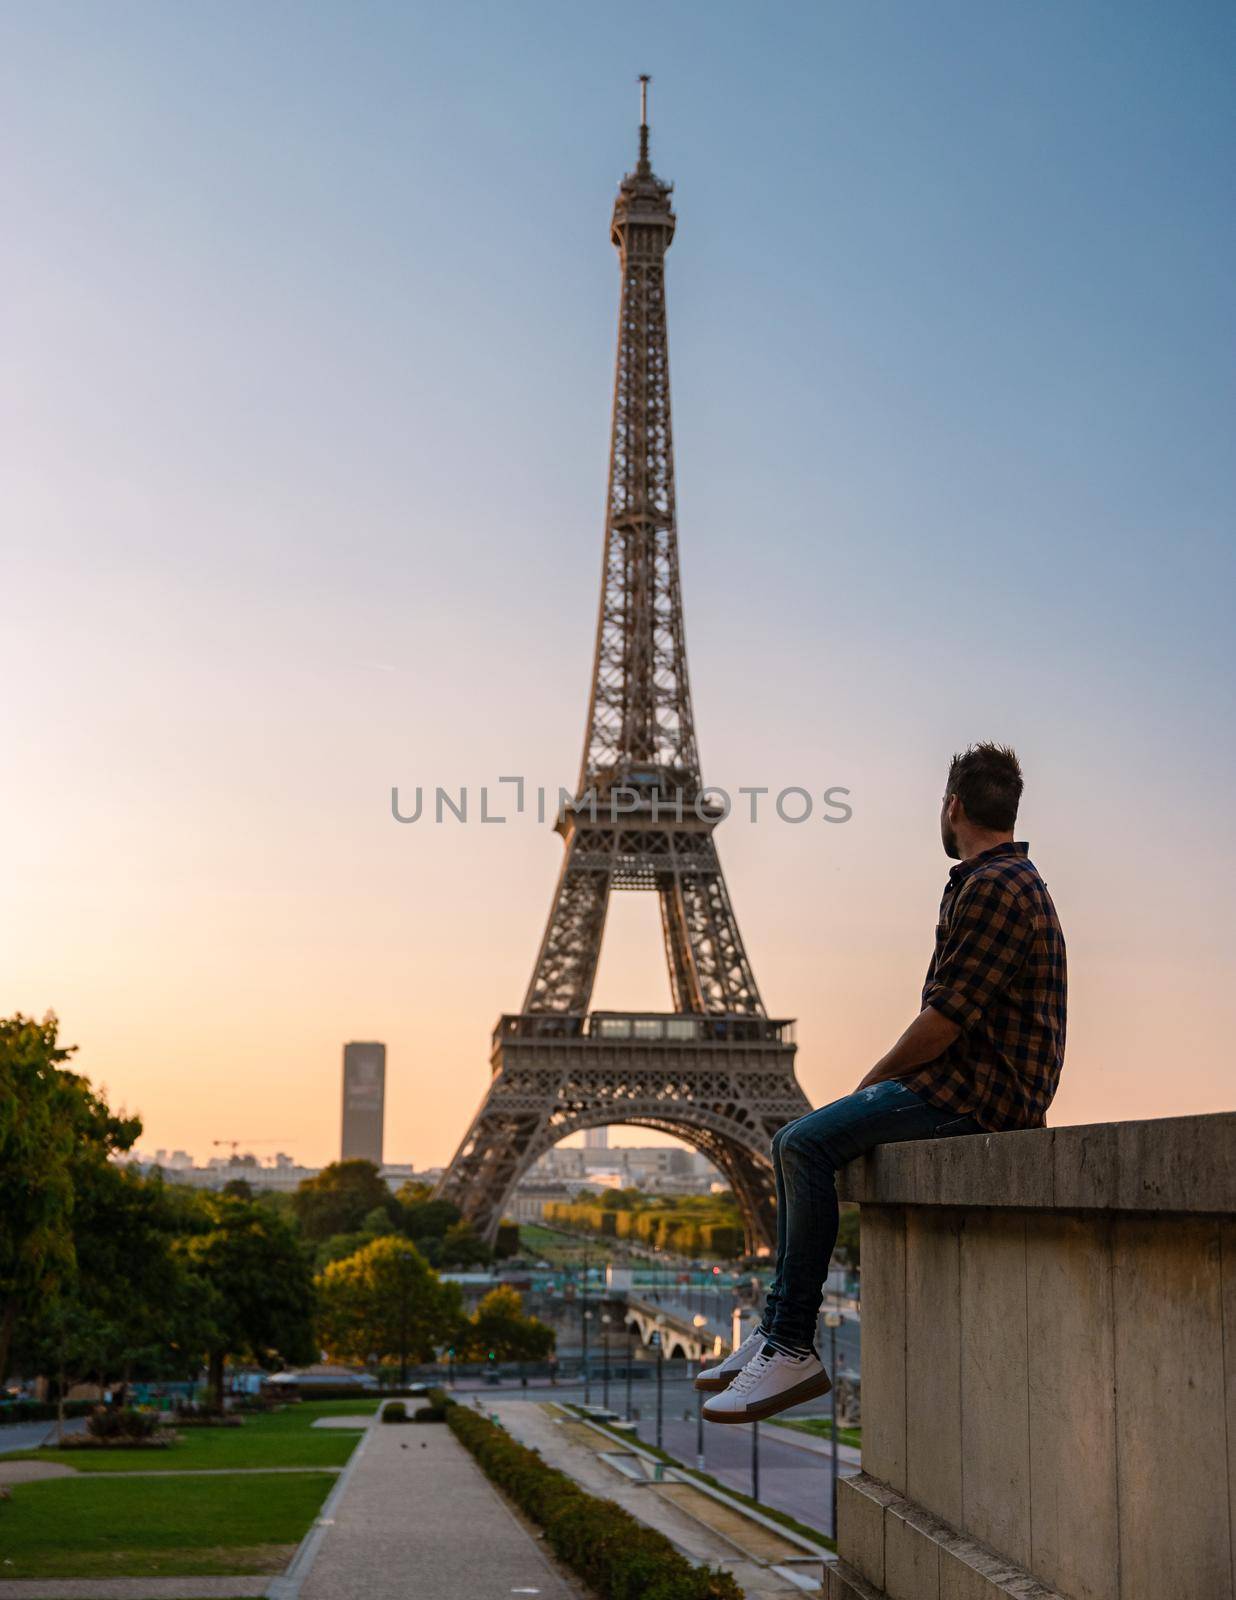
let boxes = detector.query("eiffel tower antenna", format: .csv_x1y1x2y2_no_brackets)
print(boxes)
437,93,811,1252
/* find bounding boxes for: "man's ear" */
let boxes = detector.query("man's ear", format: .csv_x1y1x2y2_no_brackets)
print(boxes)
946,794,964,826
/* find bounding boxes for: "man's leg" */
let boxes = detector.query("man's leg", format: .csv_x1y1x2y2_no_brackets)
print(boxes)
753,1113,803,1342
694,1112,805,1392
764,1081,978,1354
704,1082,979,1422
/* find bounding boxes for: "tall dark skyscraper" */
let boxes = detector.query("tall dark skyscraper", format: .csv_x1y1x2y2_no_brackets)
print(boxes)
341,1041,385,1165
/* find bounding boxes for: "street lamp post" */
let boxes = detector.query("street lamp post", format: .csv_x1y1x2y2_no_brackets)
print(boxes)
625,1322,634,1419
653,1318,665,1451
601,1313,612,1410
692,1314,707,1468
582,1310,592,1406
824,1310,843,1536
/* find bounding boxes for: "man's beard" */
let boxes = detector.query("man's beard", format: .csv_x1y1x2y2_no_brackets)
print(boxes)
941,820,961,860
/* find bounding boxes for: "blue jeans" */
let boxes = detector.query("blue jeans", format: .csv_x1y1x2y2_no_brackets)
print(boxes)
761,1080,982,1354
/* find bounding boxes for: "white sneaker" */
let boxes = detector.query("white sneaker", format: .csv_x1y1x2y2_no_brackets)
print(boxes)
693,1326,768,1393
701,1344,831,1424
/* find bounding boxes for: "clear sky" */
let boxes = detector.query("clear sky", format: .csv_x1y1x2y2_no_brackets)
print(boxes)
3,2,1233,1168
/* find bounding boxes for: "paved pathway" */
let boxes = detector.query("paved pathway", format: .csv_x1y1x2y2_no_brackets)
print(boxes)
289,1418,583,1600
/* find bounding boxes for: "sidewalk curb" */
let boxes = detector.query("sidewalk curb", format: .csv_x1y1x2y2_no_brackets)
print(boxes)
264,1411,378,1600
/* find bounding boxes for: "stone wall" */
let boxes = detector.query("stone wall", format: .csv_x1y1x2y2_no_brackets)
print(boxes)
828,1113,1235,1600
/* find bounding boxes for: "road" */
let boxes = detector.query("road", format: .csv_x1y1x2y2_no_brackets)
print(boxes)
0,1417,86,1453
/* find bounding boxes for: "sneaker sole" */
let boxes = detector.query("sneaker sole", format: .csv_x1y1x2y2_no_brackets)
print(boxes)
693,1373,735,1393
702,1367,832,1424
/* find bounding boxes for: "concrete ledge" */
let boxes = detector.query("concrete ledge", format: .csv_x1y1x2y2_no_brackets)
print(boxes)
837,1112,1236,1214
828,1560,884,1600
837,1475,1069,1600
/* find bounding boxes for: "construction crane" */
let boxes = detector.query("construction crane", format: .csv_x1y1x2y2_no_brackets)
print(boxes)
211,1138,289,1157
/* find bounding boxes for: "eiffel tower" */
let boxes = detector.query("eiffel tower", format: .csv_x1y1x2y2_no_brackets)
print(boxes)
438,80,811,1253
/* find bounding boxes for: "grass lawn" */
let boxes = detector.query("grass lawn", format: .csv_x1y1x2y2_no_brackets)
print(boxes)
768,1416,862,1450
0,1470,336,1579
15,1398,377,1474
518,1223,593,1265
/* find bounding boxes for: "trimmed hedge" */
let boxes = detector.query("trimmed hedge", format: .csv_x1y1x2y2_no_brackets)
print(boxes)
381,1401,408,1423
434,1391,742,1600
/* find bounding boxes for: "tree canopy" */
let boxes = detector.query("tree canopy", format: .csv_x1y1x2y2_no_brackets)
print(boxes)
291,1160,394,1242
0,1013,140,1379
181,1194,317,1399
316,1236,462,1381
458,1285,556,1362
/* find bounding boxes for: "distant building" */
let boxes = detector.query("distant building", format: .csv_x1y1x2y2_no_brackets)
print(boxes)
341,1041,385,1165
130,1151,431,1195
520,1143,720,1196
584,1127,609,1150
504,1182,576,1223
135,1153,322,1192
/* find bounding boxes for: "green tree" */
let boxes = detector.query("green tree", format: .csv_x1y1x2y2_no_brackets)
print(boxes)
292,1160,393,1242
493,1220,521,1259
0,1014,139,1380
182,1195,316,1401
316,1236,462,1383
439,1221,492,1269
459,1285,555,1362
17,1164,206,1414
393,1184,461,1244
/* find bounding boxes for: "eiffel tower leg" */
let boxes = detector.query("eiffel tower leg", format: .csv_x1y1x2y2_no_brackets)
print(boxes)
708,1144,778,1256
522,846,611,1015
436,1098,551,1244
669,838,764,1016
659,879,703,1012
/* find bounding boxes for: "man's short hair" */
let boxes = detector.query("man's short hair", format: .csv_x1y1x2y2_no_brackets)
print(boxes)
946,743,1023,831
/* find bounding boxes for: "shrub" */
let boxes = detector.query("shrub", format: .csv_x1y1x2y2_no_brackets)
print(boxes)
57,1430,175,1451
231,1393,277,1414
433,1391,741,1599
382,1401,408,1423
86,1406,164,1441
412,1404,446,1423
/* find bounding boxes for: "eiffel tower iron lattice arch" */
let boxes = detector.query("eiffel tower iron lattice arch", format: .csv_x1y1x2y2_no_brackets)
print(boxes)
437,85,812,1253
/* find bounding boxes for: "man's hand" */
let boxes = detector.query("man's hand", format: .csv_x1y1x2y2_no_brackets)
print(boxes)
854,1006,962,1092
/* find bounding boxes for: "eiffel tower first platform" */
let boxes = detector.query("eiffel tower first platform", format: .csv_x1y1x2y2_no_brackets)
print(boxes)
437,81,812,1253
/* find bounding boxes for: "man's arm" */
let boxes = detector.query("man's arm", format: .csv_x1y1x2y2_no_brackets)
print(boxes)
854,1006,961,1092
855,872,1033,1094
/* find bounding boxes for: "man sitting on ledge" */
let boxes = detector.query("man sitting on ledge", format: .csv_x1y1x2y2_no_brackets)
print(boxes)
699,742,1067,1424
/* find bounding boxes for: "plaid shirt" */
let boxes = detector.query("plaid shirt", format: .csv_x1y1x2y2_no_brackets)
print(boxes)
905,841,1066,1131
